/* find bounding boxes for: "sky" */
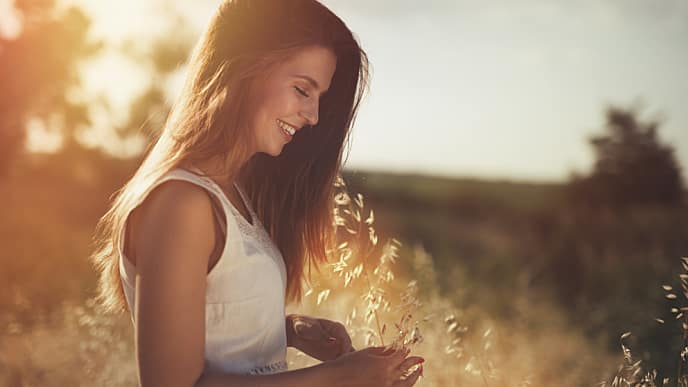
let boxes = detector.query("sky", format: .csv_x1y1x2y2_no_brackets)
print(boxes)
13,0,688,182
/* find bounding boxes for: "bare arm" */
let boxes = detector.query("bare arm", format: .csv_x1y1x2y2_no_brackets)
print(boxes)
194,349,424,387
194,362,339,387
130,181,348,387
132,181,213,387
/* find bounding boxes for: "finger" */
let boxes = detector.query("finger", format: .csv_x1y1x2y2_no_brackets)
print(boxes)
330,322,353,354
326,336,352,357
393,364,423,387
316,319,337,340
322,321,350,343
339,342,355,357
302,318,338,343
293,316,324,341
364,345,398,357
394,356,424,378
383,346,409,363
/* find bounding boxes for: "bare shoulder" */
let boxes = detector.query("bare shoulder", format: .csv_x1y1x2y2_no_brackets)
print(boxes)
130,179,214,386
128,179,217,272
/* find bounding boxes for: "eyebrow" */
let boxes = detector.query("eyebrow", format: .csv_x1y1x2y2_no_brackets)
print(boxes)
293,74,329,95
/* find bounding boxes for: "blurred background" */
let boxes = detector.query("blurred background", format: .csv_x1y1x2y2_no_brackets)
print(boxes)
1,0,686,385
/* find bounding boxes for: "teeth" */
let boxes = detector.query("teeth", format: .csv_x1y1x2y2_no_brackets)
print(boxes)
278,120,296,136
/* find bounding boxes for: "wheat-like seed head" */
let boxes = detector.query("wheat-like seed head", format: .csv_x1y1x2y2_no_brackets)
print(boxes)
324,179,425,350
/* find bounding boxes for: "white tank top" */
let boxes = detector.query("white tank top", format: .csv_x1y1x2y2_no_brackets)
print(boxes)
117,166,289,375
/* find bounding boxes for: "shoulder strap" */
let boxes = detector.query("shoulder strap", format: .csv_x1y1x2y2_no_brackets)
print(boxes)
118,168,239,262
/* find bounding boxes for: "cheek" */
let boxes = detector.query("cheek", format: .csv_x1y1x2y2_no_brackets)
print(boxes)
250,82,298,129
265,87,298,115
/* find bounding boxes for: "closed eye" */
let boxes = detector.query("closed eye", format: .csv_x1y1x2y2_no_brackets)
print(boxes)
294,86,309,98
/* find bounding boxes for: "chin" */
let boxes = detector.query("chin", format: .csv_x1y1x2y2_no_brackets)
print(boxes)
262,147,283,157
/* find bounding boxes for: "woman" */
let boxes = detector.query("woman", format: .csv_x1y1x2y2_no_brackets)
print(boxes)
90,0,424,386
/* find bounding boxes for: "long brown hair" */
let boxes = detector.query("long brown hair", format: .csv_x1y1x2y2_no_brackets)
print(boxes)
89,0,370,313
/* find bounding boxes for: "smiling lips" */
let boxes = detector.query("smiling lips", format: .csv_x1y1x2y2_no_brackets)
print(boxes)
277,119,297,140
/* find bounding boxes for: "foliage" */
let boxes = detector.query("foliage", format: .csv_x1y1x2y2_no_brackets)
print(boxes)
568,105,685,209
1,3,686,385
115,12,195,141
0,0,101,176
1,148,686,385
600,257,688,387
0,1,195,176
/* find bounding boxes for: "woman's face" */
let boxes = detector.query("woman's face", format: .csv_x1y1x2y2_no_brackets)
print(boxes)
247,45,337,157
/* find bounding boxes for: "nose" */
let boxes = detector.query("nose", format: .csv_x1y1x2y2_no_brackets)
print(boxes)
300,98,319,127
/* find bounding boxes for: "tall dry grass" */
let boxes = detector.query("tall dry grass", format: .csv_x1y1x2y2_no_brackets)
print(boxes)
599,257,688,387
0,299,136,386
287,181,617,386
0,161,663,386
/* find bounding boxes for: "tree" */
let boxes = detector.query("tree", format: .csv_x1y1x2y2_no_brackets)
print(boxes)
568,105,685,209
115,13,195,143
0,0,101,176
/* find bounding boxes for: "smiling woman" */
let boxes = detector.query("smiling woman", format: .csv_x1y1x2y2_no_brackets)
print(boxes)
88,0,424,386
248,45,337,156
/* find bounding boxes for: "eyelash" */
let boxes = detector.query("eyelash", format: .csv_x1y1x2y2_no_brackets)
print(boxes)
294,86,310,98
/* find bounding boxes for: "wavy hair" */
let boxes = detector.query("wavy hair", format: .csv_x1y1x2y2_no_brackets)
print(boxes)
90,0,370,313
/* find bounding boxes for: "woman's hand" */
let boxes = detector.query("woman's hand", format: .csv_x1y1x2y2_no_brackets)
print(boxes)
286,314,355,361
328,346,424,387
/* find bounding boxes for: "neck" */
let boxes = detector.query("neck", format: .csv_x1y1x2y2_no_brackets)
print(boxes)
190,153,253,190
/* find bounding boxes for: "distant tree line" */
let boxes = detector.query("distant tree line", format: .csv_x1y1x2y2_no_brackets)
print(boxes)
568,105,685,210
2,1,685,206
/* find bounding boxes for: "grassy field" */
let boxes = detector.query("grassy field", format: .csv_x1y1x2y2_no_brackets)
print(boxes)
1,149,686,386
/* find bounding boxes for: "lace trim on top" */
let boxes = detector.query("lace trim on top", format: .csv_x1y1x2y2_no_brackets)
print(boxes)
247,360,288,375
222,182,282,257
185,167,283,262
231,183,284,262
